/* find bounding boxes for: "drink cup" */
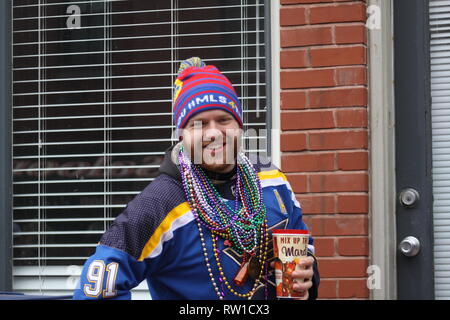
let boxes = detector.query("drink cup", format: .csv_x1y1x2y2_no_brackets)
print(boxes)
272,229,309,299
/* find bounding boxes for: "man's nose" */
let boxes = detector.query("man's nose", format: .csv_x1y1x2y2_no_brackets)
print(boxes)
205,120,218,130
203,122,222,141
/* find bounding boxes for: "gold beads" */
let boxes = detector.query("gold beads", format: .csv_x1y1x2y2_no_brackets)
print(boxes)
210,223,269,299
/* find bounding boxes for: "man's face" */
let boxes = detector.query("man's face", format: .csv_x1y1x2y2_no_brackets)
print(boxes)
180,109,242,173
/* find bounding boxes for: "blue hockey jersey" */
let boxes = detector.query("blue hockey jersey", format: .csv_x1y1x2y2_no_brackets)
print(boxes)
73,149,319,300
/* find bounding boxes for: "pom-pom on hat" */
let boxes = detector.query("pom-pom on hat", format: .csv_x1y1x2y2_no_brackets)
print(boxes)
172,57,243,130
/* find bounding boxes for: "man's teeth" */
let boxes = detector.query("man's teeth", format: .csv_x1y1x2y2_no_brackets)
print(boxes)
205,144,224,150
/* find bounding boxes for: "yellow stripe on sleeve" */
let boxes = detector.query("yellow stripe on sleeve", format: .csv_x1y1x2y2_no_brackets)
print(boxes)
258,169,287,181
138,202,192,261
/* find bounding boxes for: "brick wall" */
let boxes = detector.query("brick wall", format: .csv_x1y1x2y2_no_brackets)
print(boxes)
278,0,369,299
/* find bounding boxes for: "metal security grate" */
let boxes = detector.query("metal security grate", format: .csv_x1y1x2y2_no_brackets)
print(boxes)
430,0,450,301
12,0,268,297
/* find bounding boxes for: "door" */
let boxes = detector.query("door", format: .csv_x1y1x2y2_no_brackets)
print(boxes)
394,0,435,299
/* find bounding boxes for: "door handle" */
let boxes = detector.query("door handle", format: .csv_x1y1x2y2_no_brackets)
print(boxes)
399,188,420,207
399,236,421,257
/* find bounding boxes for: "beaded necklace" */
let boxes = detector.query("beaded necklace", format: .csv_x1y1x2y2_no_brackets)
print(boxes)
178,146,269,299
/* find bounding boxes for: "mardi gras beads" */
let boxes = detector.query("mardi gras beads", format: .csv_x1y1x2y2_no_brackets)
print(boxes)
178,146,269,298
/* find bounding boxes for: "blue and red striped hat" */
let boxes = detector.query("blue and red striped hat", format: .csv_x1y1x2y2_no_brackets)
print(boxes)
173,57,243,130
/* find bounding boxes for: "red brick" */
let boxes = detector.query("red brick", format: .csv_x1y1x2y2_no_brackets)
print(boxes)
310,215,368,236
302,215,313,231
337,194,368,213
309,172,368,192
338,237,369,256
336,108,368,128
309,130,368,150
335,66,367,86
281,110,334,130
310,46,366,67
337,151,368,171
280,7,307,26
309,87,367,108
280,0,352,5
280,132,308,151
285,174,308,193
276,1,371,300
281,25,333,48
339,279,370,298
310,3,366,24
318,279,338,299
281,69,335,89
317,257,368,277
312,237,336,256
297,194,336,214
281,49,309,68
335,24,367,44
281,152,335,172
281,90,308,110
281,0,334,4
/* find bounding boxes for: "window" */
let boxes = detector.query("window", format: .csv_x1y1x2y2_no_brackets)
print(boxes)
12,0,269,296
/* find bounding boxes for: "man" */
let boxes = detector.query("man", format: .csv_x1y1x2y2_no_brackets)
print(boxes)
73,58,319,300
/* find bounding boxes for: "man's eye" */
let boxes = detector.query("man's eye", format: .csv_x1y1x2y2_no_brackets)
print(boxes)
189,121,204,127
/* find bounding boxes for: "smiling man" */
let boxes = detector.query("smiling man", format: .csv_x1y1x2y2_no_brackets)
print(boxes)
73,57,320,300
181,109,241,173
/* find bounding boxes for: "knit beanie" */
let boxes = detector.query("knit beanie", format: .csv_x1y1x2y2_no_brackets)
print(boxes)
172,57,243,130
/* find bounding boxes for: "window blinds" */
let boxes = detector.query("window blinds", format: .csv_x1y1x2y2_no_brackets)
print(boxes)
12,0,268,297
430,0,450,300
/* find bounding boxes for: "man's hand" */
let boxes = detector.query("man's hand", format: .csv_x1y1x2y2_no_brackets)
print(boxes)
271,256,315,300
291,256,314,300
